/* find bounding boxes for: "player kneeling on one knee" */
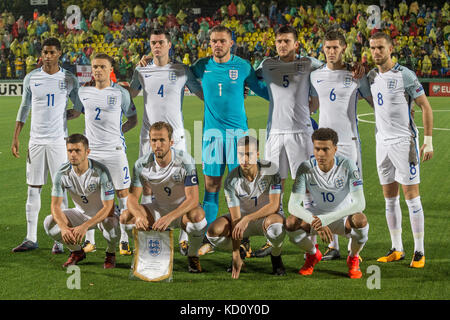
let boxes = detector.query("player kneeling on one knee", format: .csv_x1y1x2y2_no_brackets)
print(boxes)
121,121,207,273
206,136,286,279
286,128,369,279
44,134,119,269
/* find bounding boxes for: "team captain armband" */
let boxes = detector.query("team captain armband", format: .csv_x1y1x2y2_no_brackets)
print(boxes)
184,175,199,186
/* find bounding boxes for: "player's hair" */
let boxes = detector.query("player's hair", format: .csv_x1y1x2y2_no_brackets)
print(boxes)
66,133,89,149
275,25,298,40
42,37,61,51
370,32,393,46
91,52,114,66
311,128,339,146
237,135,259,150
210,25,233,38
150,121,173,140
323,29,347,46
150,28,171,42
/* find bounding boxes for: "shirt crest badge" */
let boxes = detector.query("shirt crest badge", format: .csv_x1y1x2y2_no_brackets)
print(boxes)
343,76,353,87
387,79,397,90
229,69,239,80
107,95,117,106
334,176,345,189
169,71,177,81
87,183,97,193
59,80,67,90
296,63,305,72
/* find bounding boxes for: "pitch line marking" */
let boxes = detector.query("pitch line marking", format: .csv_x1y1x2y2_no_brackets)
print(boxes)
357,110,450,131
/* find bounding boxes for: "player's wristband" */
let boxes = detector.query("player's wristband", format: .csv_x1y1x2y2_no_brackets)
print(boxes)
423,136,433,153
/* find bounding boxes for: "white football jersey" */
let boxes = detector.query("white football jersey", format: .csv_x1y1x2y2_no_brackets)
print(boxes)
224,160,282,215
78,82,136,151
16,67,80,145
367,63,425,144
52,159,115,217
258,56,323,135
131,148,199,210
310,66,371,144
130,61,202,139
292,155,363,213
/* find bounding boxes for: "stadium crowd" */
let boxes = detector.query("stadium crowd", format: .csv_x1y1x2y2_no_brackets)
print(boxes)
0,0,449,80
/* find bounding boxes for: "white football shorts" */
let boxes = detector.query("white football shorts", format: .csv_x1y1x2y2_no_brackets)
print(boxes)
88,148,131,190
26,143,67,186
264,132,314,180
336,140,363,178
376,137,420,186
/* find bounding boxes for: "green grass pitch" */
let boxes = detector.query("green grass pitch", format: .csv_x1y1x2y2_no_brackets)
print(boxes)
0,95,449,300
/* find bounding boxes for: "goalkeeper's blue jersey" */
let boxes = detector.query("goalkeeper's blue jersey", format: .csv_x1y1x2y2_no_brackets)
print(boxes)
190,54,269,134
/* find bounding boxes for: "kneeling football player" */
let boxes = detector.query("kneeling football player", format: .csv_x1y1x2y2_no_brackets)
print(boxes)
44,134,120,269
206,136,286,279
287,128,369,279
121,122,207,273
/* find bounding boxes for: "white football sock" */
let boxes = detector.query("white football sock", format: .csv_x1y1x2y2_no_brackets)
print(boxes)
85,229,96,245
141,195,153,204
206,235,232,251
349,224,369,257
186,218,208,257
98,216,120,254
25,186,41,243
329,234,340,250
118,196,129,243
406,196,425,254
179,229,188,243
385,196,403,251
264,223,285,256
287,229,316,254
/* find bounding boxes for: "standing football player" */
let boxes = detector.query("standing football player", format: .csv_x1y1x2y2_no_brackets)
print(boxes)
368,32,433,268
11,37,82,254
255,26,323,256
129,29,203,255
309,29,373,260
72,53,137,255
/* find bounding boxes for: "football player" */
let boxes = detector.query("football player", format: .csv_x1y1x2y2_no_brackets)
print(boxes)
287,128,369,278
368,32,433,268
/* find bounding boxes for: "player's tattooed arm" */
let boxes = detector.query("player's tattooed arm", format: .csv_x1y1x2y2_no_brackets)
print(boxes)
121,114,138,133
348,61,366,79
66,108,82,120
309,96,319,113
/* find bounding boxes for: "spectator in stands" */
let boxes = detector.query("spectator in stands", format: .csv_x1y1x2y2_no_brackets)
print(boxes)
421,55,432,77
0,53,6,78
